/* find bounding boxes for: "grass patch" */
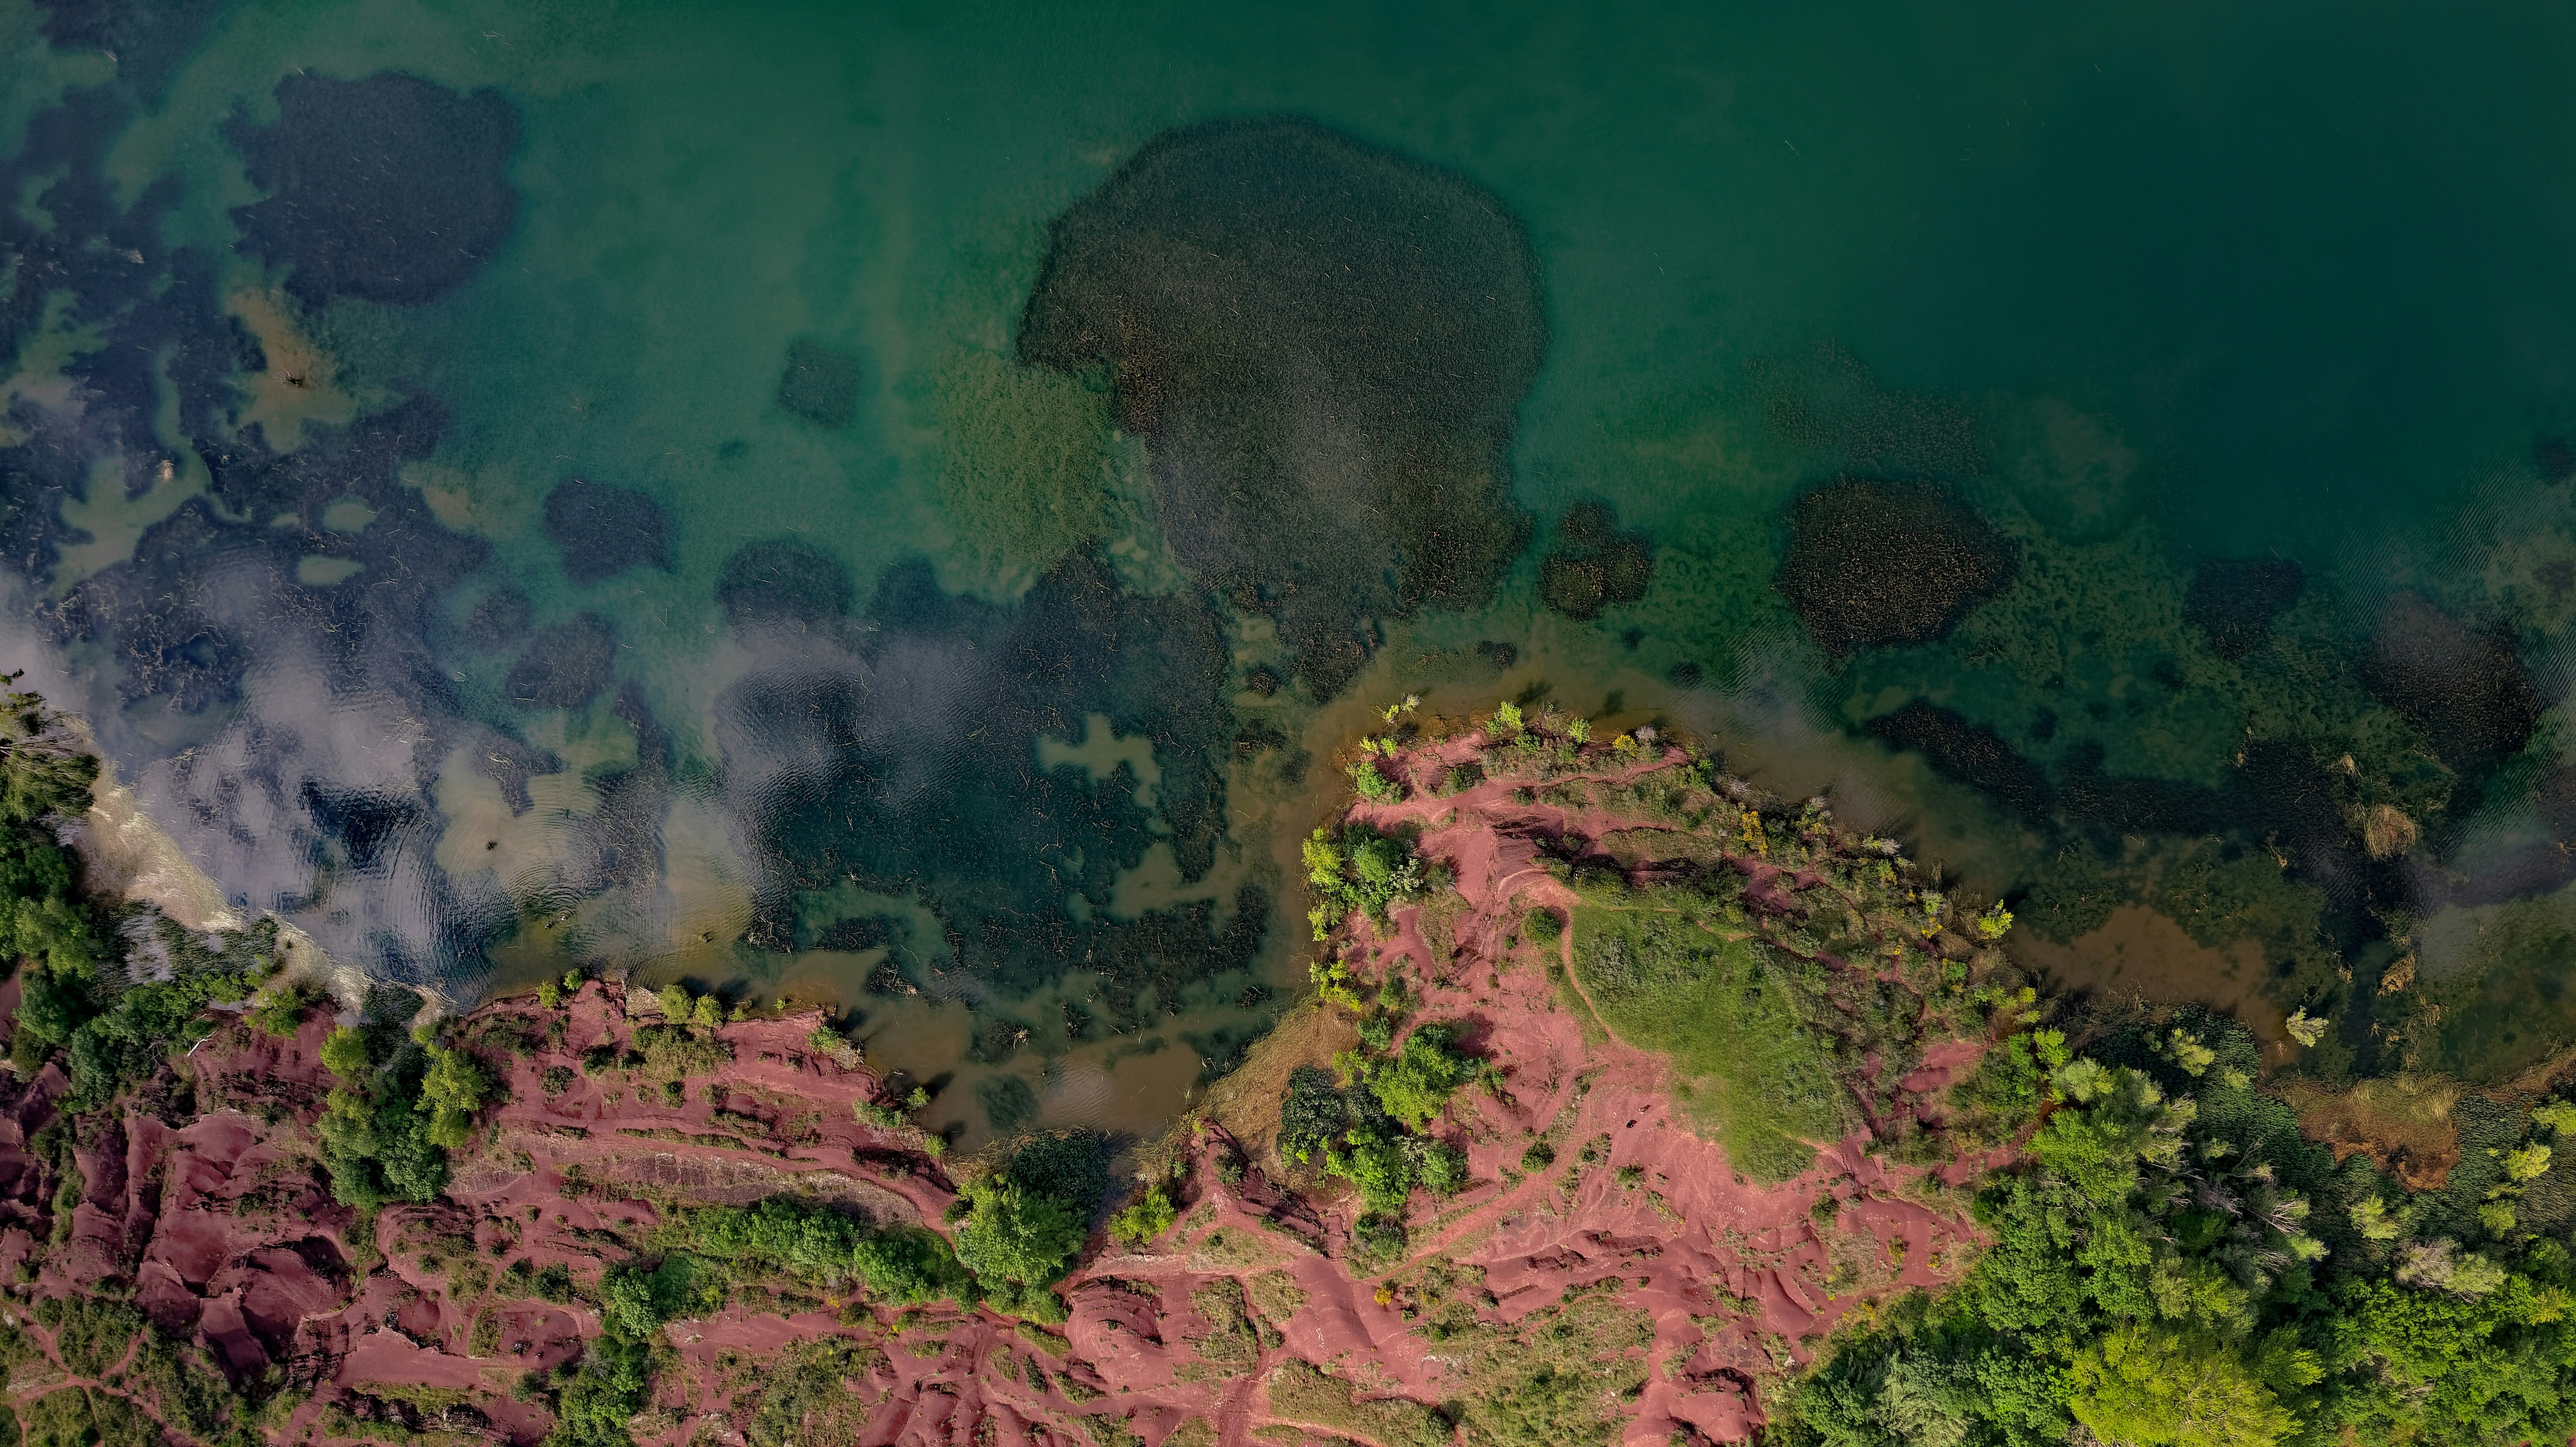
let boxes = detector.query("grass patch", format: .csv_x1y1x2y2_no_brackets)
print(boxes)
1568,902,1854,1182
1247,1269,1308,1326
1264,1359,1450,1447
22,1387,160,1447
1424,1281,1655,1447
1184,1278,1262,1376
1188,1225,1284,1273
743,1338,883,1447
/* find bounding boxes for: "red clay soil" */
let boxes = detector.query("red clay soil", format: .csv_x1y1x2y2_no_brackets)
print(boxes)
0,737,2002,1447
1008,737,1995,1447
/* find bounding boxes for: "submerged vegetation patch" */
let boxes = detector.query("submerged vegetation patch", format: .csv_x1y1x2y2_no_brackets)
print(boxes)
1775,476,2019,659
225,70,521,306
1019,115,1544,698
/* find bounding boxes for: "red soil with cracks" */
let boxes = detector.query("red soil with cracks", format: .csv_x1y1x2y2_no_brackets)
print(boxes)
0,738,1998,1447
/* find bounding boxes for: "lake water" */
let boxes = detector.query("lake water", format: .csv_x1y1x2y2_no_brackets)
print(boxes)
9,0,2576,1143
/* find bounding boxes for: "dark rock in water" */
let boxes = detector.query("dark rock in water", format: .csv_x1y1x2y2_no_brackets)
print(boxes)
464,588,533,652
565,685,675,898
806,916,890,954
2056,740,2226,838
2447,842,2576,907
1775,477,2016,659
47,396,484,713
0,79,253,545
45,501,256,712
977,1075,1040,1133
505,613,618,710
777,339,861,429
2538,434,2576,484
2184,557,2304,660
473,733,563,816
1538,502,1655,621
299,781,418,873
2363,591,2536,768
1243,665,1280,698
1233,719,1287,755
1865,700,2051,822
1475,640,1519,671
1019,115,1544,698
718,539,854,629
2543,768,2576,844
545,477,673,585
33,0,230,106
225,72,520,307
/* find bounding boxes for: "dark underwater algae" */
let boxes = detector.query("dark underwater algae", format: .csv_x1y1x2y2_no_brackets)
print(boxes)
1775,476,2018,658
224,71,520,307
544,477,676,587
1019,115,1545,699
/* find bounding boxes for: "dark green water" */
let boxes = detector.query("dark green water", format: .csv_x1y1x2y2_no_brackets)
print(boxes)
8,0,2576,1141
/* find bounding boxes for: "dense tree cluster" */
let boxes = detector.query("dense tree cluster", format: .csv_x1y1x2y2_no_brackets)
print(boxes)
1302,822,1428,941
1279,997,1476,1255
315,994,489,1207
0,687,282,1110
952,1131,1114,1320
1775,1014,2576,1447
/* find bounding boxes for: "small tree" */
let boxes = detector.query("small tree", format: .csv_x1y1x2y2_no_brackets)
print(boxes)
419,1044,493,1148
2068,1324,2301,1447
320,1026,372,1081
1108,1183,1178,1248
953,1172,1086,1288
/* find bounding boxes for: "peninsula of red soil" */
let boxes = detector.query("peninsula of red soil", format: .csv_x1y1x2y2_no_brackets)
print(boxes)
0,728,2022,1447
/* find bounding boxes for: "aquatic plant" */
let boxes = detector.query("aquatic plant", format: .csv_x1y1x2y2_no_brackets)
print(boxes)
1775,476,2018,658
930,347,1113,582
1538,501,1657,621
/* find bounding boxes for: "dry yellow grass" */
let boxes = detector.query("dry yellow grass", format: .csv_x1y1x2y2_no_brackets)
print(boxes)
1194,1001,1359,1160
2279,1072,2463,1188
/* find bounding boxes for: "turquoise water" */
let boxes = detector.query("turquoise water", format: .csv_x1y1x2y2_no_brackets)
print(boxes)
9,0,2576,1139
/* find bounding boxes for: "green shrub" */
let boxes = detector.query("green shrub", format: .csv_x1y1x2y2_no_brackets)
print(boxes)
246,983,317,1038
1347,759,1403,804
1304,824,1425,940
850,1225,975,1306
1326,1130,1415,1213
1280,1067,1354,1165
545,1336,652,1447
1349,1214,1408,1267
954,1172,1088,1287
314,1012,450,1207
1362,1022,1475,1130
1415,1140,1470,1196
953,1133,1110,1289
419,1041,493,1147
601,1253,723,1338
1109,1183,1178,1248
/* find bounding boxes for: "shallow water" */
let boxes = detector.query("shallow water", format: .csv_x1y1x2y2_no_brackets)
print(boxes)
9,0,2576,1143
